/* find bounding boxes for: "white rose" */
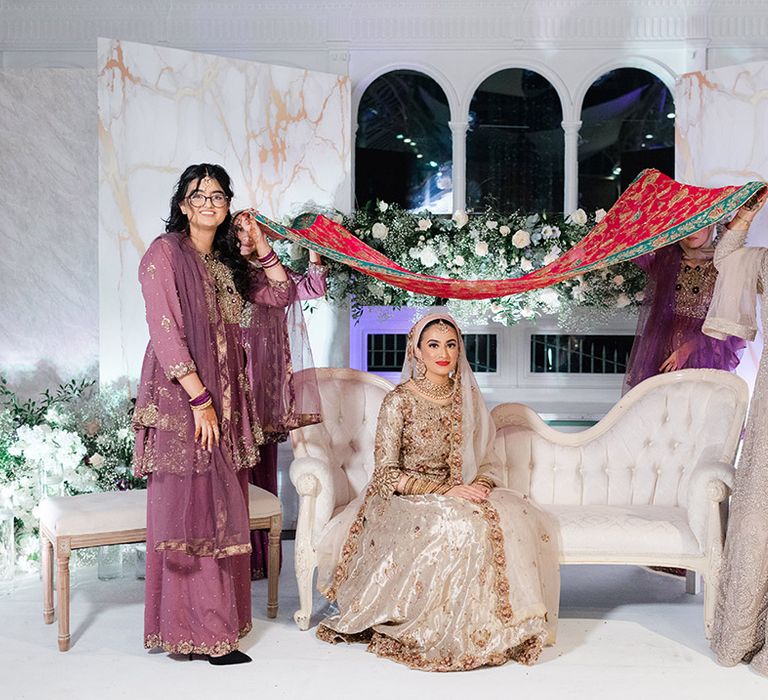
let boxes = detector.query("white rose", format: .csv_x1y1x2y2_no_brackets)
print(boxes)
378,200,389,212
520,258,534,272
539,288,561,309
486,220,498,230
568,208,588,225
289,243,303,260
616,293,631,308
475,240,489,257
418,246,439,268
635,291,645,302
521,307,535,320
612,274,625,286
542,246,562,266
417,218,432,231
452,255,465,267
594,208,607,223
89,453,105,468
366,280,385,298
371,222,389,240
512,229,531,249
452,210,469,229
499,225,511,236
542,225,561,239
408,247,420,260
331,213,344,224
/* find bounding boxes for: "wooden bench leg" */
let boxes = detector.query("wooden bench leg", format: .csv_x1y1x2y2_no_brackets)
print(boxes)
41,532,54,624
267,514,281,619
56,538,72,651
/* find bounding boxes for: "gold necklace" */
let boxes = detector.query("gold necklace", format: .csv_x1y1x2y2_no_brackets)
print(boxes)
414,376,455,400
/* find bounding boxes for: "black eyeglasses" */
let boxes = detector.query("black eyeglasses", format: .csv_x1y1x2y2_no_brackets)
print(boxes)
187,192,230,208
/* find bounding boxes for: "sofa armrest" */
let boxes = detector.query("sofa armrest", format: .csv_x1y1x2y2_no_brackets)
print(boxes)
686,460,735,550
289,455,342,548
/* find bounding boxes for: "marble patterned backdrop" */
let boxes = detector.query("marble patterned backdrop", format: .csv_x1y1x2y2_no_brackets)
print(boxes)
676,60,768,390
98,38,351,382
0,69,98,395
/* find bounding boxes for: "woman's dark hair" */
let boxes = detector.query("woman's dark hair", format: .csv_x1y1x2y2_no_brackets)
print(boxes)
417,318,459,347
165,163,251,298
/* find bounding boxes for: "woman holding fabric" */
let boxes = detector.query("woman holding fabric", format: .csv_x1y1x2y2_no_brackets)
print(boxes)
232,208,326,579
133,164,316,665
624,223,746,391
315,313,560,671
701,189,768,674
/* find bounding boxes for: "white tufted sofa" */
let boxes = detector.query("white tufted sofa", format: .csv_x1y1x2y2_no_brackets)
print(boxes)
492,368,748,637
289,368,394,630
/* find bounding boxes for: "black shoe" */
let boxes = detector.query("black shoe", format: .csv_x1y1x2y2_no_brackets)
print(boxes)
208,649,252,666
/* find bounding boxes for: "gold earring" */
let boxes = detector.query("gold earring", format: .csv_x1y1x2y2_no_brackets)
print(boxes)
415,359,427,379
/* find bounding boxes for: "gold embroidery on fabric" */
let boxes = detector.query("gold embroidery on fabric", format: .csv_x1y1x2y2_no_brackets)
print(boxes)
144,622,252,656
267,278,291,291
675,259,717,320
146,262,156,279
154,539,252,558
161,315,172,332
200,253,247,325
133,403,159,426
166,360,197,380
345,631,544,671
478,501,515,625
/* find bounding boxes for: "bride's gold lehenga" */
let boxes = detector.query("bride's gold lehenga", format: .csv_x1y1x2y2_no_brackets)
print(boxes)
315,376,560,672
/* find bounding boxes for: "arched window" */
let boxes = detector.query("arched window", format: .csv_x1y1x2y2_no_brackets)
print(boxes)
355,70,452,213
467,69,563,213
579,68,675,211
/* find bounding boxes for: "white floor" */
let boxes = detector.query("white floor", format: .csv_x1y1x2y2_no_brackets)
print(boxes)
1,543,765,700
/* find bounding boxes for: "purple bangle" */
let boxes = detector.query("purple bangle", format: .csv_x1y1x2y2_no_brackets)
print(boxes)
189,389,212,407
257,249,277,264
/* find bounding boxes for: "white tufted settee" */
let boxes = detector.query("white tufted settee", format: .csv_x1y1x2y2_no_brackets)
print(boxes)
289,368,394,630
492,369,748,637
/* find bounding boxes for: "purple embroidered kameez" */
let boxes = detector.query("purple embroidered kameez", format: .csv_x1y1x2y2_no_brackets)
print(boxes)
624,244,745,390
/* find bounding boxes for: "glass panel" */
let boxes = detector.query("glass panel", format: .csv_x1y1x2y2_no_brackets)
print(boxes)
356,70,452,213
367,334,496,373
467,69,564,213
530,334,634,374
579,68,675,211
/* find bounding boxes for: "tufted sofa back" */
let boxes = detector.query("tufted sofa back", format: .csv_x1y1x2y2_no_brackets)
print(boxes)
491,370,748,508
290,368,394,507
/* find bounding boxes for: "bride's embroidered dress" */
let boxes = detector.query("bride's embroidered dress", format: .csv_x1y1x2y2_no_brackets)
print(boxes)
315,314,560,671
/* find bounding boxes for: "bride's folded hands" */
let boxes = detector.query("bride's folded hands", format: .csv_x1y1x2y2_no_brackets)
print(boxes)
446,483,490,502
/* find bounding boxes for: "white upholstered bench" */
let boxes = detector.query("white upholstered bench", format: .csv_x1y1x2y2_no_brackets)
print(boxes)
39,484,281,651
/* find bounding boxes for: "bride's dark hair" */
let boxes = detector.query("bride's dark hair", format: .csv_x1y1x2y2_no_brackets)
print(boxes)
165,163,251,298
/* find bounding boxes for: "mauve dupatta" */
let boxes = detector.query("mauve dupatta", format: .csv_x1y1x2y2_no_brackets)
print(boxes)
147,233,251,559
245,269,322,441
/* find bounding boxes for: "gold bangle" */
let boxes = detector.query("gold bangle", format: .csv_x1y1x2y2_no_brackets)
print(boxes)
190,399,213,411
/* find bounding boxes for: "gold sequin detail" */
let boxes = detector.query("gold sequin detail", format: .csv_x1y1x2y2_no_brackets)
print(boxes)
200,253,247,325
161,315,171,332
144,622,252,656
674,259,717,320
166,360,196,380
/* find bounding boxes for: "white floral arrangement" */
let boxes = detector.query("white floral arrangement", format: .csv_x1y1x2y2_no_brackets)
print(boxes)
276,202,645,327
0,379,141,572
